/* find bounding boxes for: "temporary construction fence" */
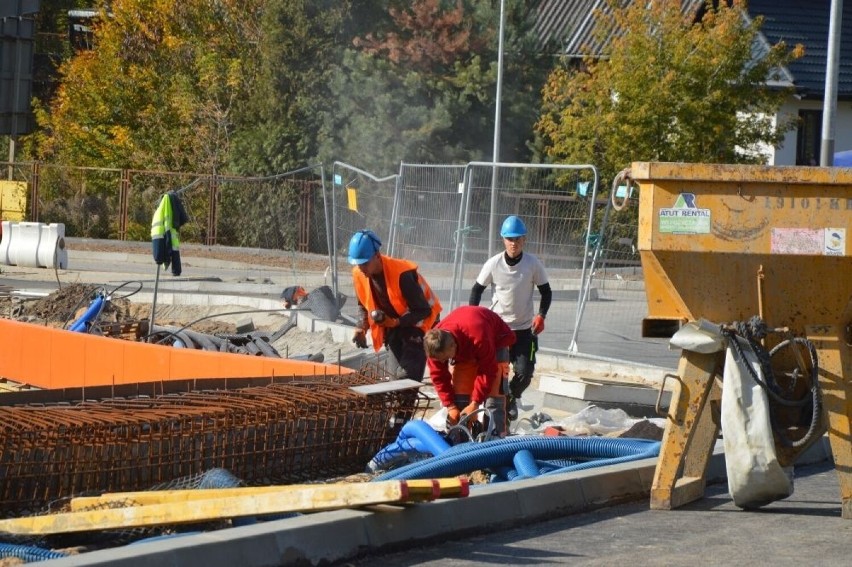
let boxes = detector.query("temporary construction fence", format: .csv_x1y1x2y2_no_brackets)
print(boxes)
327,161,607,354
388,163,468,264
570,171,656,364
328,161,400,299
453,162,600,352
4,161,328,255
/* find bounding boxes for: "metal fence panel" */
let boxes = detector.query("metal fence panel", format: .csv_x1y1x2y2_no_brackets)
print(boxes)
454,162,600,353
578,188,676,366
30,163,124,239
389,163,466,265
329,162,399,299
215,166,327,253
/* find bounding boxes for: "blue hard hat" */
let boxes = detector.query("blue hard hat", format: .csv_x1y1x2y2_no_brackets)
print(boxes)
348,229,382,265
500,215,527,238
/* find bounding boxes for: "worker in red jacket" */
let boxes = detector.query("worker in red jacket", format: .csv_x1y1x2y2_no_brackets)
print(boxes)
424,305,516,436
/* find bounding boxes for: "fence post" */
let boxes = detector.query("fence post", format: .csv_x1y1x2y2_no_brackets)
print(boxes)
119,169,130,240
30,161,39,221
298,180,310,253
207,174,218,246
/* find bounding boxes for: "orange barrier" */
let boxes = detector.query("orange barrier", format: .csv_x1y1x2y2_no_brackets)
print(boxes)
0,318,352,389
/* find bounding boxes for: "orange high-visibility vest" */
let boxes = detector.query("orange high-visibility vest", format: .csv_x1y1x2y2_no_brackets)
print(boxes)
352,255,441,352
451,360,507,398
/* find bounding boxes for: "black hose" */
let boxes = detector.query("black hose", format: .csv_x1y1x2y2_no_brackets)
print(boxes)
768,337,823,449
252,336,280,358
724,323,822,449
106,280,144,301
182,329,222,351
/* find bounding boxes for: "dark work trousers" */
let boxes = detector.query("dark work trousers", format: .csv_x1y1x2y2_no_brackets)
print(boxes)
508,328,538,399
384,326,427,381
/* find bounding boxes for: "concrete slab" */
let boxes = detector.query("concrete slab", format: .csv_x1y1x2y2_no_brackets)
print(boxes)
539,372,673,418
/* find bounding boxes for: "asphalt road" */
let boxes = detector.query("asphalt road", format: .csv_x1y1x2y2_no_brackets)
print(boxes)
3,247,680,370
410,288,681,369
339,460,848,567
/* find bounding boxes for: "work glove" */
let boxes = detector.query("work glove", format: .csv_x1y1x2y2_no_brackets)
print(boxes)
460,401,480,419
352,329,368,349
446,405,461,426
531,314,545,335
370,309,399,328
377,316,399,328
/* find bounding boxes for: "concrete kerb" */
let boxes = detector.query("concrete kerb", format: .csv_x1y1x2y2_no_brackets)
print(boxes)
37,456,664,567
39,438,833,567
62,248,599,301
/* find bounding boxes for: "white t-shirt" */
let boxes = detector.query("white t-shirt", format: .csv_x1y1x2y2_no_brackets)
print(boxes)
475,252,549,330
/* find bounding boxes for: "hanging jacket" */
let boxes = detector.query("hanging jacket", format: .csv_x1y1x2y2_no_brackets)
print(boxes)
151,192,184,276
352,255,441,352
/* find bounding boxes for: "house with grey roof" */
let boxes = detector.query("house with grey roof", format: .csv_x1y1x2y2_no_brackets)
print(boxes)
533,0,852,165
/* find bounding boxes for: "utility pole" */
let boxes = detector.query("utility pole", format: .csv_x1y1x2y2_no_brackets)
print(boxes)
820,0,843,166
488,0,506,258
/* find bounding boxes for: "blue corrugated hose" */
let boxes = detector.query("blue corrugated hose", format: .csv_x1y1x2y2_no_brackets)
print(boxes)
0,543,67,562
373,435,660,482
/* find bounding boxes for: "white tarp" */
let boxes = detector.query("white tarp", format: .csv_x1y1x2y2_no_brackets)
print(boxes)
721,335,793,508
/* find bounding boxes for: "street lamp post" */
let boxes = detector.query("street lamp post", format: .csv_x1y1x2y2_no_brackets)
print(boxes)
488,0,507,258
820,0,843,166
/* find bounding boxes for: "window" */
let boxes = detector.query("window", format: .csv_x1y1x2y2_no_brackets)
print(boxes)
796,110,822,165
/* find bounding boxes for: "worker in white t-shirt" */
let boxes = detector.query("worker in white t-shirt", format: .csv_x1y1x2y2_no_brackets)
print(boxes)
469,215,552,422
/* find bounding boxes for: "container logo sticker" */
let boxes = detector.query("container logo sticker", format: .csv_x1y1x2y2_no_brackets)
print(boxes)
825,228,846,256
659,193,711,234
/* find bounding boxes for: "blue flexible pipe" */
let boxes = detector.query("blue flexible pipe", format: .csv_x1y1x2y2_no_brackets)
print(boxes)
400,420,451,456
0,543,67,561
368,420,451,471
513,449,540,479
69,294,105,333
374,436,659,482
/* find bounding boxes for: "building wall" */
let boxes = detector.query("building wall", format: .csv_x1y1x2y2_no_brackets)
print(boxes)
774,98,852,165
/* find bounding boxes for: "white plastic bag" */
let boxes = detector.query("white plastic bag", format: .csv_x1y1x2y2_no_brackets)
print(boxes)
426,406,449,432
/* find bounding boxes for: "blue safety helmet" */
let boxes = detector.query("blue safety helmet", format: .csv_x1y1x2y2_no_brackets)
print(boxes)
348,229,382,265
500,215,527,238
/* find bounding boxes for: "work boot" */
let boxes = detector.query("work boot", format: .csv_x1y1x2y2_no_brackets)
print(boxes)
507,396,519,421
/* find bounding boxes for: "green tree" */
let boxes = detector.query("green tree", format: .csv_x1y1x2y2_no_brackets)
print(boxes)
317,0,546,174
228,0,355,175
33,0,263,172
536,0,804,185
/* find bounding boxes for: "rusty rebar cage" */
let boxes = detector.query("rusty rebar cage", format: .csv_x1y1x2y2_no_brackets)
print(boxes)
0,373,428,516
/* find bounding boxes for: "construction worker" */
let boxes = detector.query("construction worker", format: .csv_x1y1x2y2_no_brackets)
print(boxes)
349,229,442,381
424,305,516,437
469,215,552,421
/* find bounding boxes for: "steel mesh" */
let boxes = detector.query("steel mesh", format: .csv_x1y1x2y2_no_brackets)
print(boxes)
0,375,428,516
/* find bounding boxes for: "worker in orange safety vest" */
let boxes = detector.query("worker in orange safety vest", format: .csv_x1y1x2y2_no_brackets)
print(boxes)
349,229,442,382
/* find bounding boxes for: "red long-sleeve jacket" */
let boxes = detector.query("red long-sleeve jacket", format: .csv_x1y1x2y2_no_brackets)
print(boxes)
427,306,516,406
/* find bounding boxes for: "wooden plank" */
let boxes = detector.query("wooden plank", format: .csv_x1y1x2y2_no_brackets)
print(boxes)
349,379,423,396
0,481,424,536
68,478,467,511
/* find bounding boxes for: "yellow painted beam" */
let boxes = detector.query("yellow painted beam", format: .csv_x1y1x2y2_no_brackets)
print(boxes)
0,479,468,536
